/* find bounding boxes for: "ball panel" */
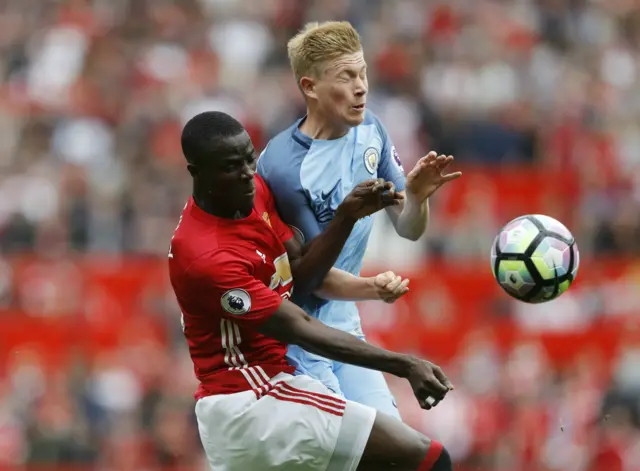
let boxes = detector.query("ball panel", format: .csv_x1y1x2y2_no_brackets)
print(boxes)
531,214,573,241
497,260,536,298
530,237,571,279
526,280,570,303
498,219,540,254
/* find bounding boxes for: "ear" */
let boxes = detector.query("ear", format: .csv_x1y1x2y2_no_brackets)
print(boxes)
187,163,198,178
299,76,318,101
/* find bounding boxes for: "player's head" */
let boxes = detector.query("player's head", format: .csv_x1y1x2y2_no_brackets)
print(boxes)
288,21,367,129
181,111,257,215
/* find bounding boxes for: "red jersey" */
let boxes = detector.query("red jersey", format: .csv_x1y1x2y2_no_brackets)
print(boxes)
168,175,296,399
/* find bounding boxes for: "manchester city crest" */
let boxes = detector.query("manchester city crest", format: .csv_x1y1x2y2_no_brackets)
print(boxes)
363,147,379,174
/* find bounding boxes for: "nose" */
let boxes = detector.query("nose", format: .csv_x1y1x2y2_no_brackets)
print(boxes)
241,163,255,180
354,76,367,97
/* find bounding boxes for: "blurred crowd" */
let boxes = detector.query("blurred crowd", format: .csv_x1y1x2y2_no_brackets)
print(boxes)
0,0,639,257
1,0,640,470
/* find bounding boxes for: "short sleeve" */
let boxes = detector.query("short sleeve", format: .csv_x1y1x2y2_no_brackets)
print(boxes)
258,160,322,245
257,175,295,244
377,121,407,192
188,250,283,328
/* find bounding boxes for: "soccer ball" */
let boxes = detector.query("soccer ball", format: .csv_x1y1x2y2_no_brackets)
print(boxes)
491,215,579,303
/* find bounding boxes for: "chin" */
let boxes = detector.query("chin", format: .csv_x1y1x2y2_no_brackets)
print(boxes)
239,195,255,213
345,113,365,127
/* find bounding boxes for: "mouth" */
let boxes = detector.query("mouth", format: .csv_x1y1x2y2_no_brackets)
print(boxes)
352,104,365,112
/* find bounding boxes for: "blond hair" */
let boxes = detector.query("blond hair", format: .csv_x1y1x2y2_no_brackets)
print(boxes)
287,21,362,83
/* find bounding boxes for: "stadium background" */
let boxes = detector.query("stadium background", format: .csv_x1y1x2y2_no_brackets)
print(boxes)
1,0,639,470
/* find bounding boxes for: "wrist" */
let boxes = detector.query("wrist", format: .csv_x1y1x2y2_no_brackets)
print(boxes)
405,190,426,206
364,277,380,300
334,207,358,225
389,353,418,378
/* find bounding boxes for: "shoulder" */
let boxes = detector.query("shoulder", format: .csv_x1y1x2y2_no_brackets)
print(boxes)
186,248,251,281
254,173,274,205
362,109,388,137
171,210,243,272
258,120,310,181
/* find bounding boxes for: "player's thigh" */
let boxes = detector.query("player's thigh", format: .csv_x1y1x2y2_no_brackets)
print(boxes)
335,360,401,419
357,411,432,471
287,344,343,395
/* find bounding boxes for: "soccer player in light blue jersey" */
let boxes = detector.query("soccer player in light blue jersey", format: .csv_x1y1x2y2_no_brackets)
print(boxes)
257,21,461,420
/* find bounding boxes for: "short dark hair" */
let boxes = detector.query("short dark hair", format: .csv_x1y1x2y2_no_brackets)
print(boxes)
181,111,246,164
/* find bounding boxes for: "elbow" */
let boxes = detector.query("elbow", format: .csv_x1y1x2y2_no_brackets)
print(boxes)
397,227,424,241
403,231,423,242
290,261,324,297
291,273,324,298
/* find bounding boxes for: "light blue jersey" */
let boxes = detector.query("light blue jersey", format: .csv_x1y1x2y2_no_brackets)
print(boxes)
257,110,406,418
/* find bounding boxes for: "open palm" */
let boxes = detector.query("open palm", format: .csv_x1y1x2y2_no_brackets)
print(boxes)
405,152,462,202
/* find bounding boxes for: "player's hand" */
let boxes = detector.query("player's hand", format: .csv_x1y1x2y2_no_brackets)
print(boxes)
404,357,454,410
372,271,410,303
405,152,462,203
338,179,404,221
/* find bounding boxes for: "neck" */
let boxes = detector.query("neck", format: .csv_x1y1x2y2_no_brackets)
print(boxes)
300,108,350,140
192,186,248,220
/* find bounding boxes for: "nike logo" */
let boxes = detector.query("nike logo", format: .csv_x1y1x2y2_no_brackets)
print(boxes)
320,180,341,201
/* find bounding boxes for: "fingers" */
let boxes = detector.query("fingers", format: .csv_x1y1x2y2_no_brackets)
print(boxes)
383,278,410,303
384,276,409,295
395,278,410,294
433,366,455,391
381,180,396,200
441,171,462,182
419,151,437,165
382,275,403,297
374,271,395,287
372,178,385,193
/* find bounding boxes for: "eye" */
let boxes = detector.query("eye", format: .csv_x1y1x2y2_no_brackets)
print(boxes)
224,160,242,172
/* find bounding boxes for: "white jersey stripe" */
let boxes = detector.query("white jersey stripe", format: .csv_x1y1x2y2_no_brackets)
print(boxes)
239,368,259,390
246,366,265,387
255,365,271,384
220,319,261,391
233,322,242,345
220,319,228,349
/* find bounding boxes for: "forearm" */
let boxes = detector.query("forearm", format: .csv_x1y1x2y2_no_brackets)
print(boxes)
272,312,412,378
314,268,378,301
289,211,356,296
394,196,429,241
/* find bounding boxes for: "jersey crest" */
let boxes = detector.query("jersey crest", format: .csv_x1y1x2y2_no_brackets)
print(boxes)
363,147,379,174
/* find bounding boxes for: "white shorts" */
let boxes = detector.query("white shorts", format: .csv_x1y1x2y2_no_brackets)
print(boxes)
195,372,377,471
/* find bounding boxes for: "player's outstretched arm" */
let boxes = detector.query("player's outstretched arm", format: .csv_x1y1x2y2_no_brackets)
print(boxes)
386,152,461,241
314,269,409,303
258,298,453,409
286,179,403,296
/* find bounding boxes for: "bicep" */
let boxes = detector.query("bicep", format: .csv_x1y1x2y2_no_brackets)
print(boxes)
283,229,303,262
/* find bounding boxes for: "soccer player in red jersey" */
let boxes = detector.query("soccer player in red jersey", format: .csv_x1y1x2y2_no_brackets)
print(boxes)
169,111,454,471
